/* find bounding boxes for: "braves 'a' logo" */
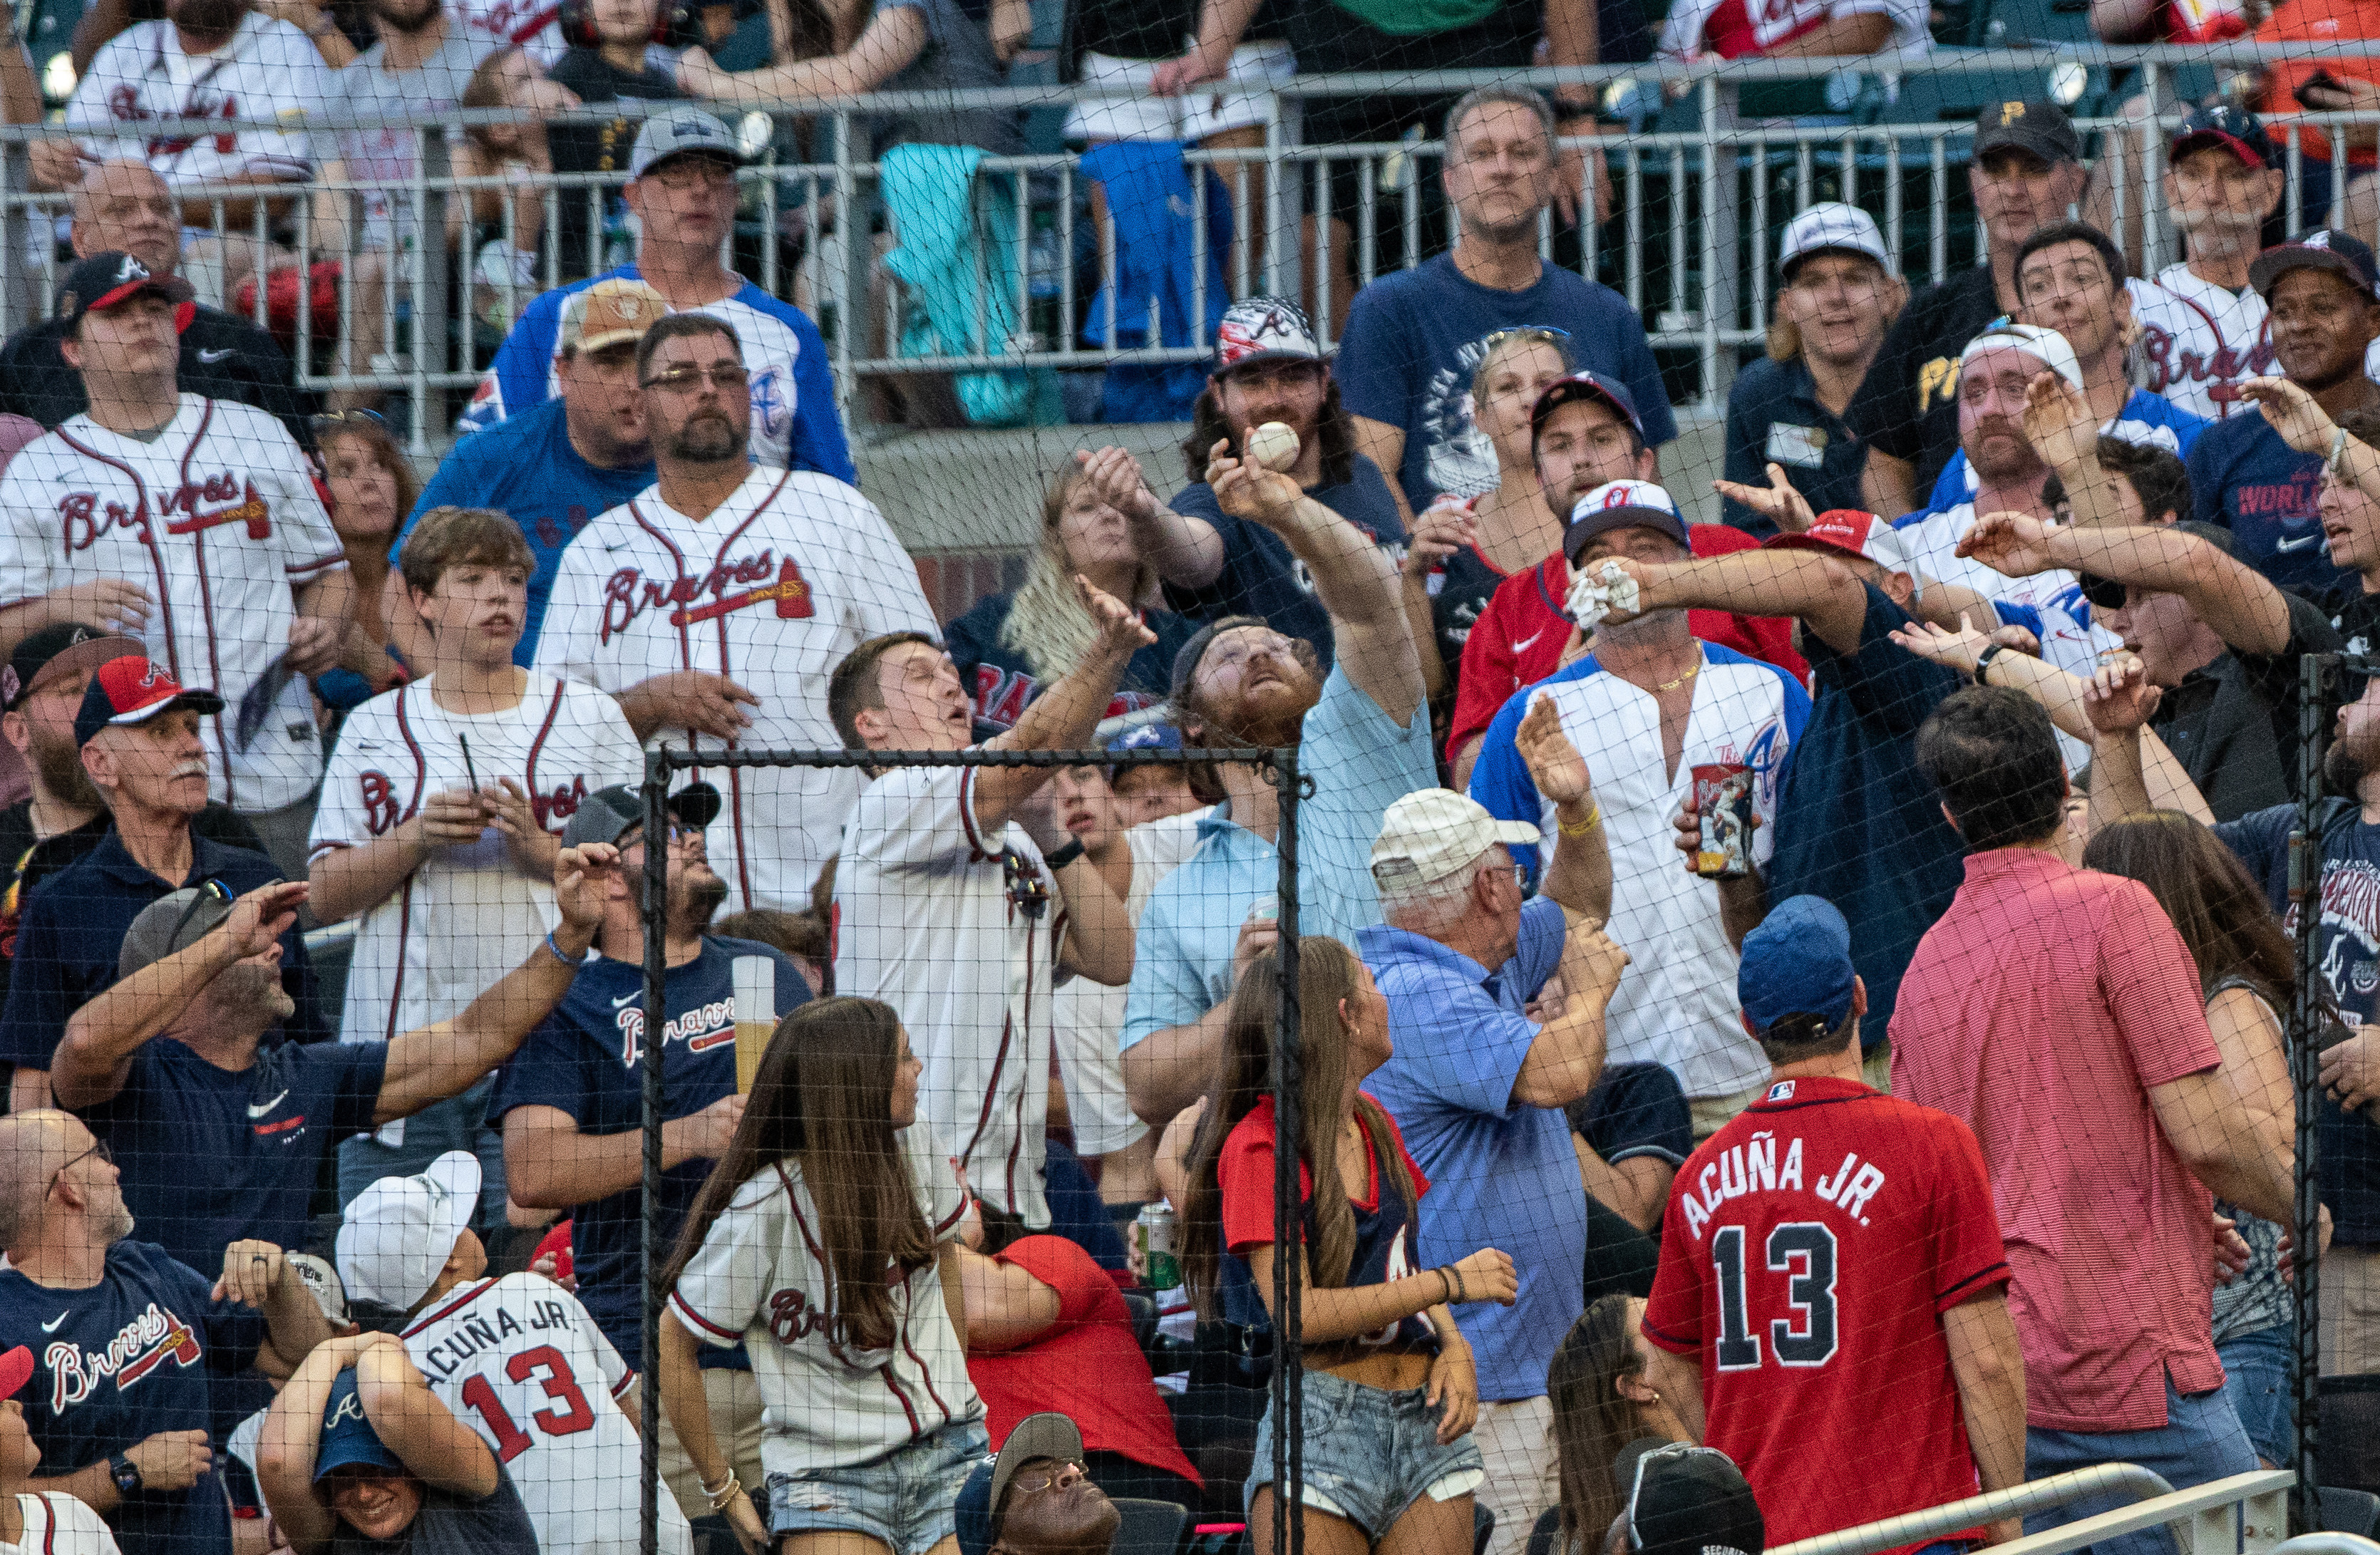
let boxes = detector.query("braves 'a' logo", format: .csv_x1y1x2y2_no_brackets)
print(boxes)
599,551,815,643
48,1301,203,1410
359,771,402,836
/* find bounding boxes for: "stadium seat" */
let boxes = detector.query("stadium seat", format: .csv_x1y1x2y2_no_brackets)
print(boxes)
1111,1498,1190,1555
2320,1489,2380,1539
1474,1503,1497,1555
1527,1505,1565,1555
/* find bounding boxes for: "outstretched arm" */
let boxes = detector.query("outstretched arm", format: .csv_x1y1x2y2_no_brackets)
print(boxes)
1076,445,1225,587
1959,511,2290,658
1607,547,1870,656
976,580,1158,835
1515,696,1612,924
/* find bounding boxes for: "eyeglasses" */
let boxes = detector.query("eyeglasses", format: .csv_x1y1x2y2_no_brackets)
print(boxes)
48,1137,113,1199
646,160,738,192
309,408,391,436
1006,1460,1087,1497
619,822,701,851
640,363,751,393
1624,1443,1734,1553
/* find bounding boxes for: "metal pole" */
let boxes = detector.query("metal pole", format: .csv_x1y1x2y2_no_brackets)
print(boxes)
1272,745,1304,1555
641,752,672,1555
2290,651,2333,1537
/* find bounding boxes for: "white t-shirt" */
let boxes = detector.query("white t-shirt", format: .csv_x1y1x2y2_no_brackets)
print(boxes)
669,1134,980,1478
450,0,565,65
326,28,499,252
1,1494,118,1555
0,395,344,813
310,673,642,1042
401,1273,691,1555
66,12,327,187
534,466,937,911
1051,810,1204,1157
835,765,1064,1228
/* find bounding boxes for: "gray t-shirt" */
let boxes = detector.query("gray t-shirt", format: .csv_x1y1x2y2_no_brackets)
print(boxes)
874,0,1024,155
325,26,498,251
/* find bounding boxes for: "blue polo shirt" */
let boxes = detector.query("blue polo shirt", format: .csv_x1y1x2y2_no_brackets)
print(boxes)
0,830,324,1073
486,936,808,1364
1120,664,1435,1050
1357,896,1580,1402
396,396,656,663
2187,405,2360,606
1721,356,1867,538
1763,584,1967,1045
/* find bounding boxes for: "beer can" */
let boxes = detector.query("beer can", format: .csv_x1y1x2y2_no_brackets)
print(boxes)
1691,763,1753,879
1135,1204,1182,1291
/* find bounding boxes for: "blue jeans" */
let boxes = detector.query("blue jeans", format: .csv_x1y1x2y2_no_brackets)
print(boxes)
2217,1323,2295,1469
2024,1376,2257,1555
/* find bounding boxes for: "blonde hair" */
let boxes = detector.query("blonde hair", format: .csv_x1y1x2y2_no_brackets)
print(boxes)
996,466,1160,681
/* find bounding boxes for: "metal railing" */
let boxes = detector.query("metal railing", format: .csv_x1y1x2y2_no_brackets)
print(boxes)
9,42,2380,445
1773,1468,2294,1555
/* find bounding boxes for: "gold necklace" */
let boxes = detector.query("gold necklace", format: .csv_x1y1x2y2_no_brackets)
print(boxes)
1654,662,1700,692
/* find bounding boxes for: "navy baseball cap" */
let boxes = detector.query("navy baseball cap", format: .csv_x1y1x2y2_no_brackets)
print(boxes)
1530,370,1644,445
2250,230,2380,299
1972,99,2081,165
2172,103,2277,170
56,249,195,331
1738,894,1858,1037
1106,721,1183,780
73,656,223,750
955,1414,1086,1555
558,782,724,849
313,1370,405,1484
1563,479,1689,559
4,624,137,712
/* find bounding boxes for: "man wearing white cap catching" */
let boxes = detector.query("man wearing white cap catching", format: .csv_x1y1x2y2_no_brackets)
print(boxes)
339,1152,690,1555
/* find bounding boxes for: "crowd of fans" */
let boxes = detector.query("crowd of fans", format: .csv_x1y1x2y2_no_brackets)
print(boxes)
0,31,2377,1555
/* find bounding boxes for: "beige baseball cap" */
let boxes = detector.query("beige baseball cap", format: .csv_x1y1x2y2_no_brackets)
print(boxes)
563,279,669,356
1370,788,1541,891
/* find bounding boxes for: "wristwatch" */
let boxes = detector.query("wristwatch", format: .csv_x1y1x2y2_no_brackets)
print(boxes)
109,1452,142,1497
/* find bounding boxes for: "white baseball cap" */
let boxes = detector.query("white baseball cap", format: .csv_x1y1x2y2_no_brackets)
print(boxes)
1960,323,2085,395
1778,203,1892,278
336,1152,481,1313
1371,789,1542,891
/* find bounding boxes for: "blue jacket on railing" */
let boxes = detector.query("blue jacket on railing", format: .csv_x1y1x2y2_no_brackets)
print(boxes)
1078,140,1231,424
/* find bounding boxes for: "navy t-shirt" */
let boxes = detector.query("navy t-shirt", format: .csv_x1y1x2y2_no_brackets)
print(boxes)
1765,585,1967,1044
327,1465,538,1555
79,1037,387,1276
1165,454,1408,670
941,590,1202,733
2186,408,2360,608
0,830,324,1073
1721,356,1868,539
398,396,656,664
1566,1060,1693,1170
485,936,807,1363
1332,254,1678,512
0,1239,262,1555
2214,802,2380,1243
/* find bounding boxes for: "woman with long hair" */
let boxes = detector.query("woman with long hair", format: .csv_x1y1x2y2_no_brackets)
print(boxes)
1539,1296,1695,1555
941,465,1200,733
1181,937,1518,1555
313,410,420,711
2081,810,2299,1469
659,996,984,1555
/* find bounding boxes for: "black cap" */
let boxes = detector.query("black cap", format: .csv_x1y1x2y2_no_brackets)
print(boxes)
55,250,194,331
1973,100,2081,165
2,624,138,712
2250,229,2380,299
2172,103,2277,170
557,782,723,849
1614,1440,1764,1555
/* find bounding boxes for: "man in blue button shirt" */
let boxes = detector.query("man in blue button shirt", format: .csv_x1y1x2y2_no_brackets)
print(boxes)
1357,728,1627,1555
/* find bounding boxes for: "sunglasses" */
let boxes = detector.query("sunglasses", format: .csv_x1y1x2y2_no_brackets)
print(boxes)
48,1137,113,1199
168,878,237,957
1001,849,1051,922
1625,1443,1734,1552
1481,325,1572,352
309,408,392,436
2078,572,2126,612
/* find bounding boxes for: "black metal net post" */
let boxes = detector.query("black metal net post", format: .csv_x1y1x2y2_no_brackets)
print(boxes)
1272,745,1305,1555
639,751,674,1555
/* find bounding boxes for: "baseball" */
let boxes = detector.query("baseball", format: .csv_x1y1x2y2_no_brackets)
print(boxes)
1247,421,1300,472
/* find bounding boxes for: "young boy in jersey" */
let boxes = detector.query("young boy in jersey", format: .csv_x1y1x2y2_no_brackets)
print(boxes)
334,1152,689,1555
0,1343,120,1555
310,504,644,1217
1639,896,2029,1549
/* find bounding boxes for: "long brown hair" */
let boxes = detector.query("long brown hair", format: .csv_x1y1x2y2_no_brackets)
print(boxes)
998,465,1161,681
1183,375,1356,490
2081,810,2296,1007
664,997,934,1353
1180,938,1416,1321
1548,1296,1652,1554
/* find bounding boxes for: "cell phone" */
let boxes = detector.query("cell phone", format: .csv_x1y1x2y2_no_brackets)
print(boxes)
2298,69,2347,107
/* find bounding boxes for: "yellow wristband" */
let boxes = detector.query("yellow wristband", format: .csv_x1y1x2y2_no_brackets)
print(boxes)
1558,805,1601,838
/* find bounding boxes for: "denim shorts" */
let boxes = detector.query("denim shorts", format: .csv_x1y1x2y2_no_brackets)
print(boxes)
766,1419,989,1555
2218,1323,2296,1467
1245,1365,1486,1539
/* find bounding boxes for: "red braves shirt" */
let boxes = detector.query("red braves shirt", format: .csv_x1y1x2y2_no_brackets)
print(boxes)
1642,1077,2009,1550
1446,525,1808,764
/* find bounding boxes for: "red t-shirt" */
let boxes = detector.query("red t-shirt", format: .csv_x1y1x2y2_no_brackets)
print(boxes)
965,1236,1201,1487
1642,1077,2010,1550
1446,525,1808,765
1890,849,2227,1432
1699,0,1833,54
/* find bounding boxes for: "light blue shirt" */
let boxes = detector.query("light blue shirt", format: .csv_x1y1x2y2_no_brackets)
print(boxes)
1358,897,1582,1402
1120,664,1435,1050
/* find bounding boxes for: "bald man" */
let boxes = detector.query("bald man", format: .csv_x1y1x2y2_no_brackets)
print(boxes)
0,1110,330,1555
0,161,304,441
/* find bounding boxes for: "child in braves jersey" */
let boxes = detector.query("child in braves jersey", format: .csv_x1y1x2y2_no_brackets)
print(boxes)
334,1153,691,1555
1181,939,1516,1552
660,998,984,1555
0,1344,120,1555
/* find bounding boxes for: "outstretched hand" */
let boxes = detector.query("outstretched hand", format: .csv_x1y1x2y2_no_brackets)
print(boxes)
1515,696,1592,805
1887,612,1994,678
1076,574,1159,656
2021,370,2098,471
1711,462,1817,535
1074,445,1163,525
2083,652,2162,737
2237,376,2341,458
1954,510,2059,579
554,842,620,930
221,881,309,959
1205,436,1303,528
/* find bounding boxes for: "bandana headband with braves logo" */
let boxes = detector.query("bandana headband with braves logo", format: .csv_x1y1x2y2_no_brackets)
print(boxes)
1213,296,1325,374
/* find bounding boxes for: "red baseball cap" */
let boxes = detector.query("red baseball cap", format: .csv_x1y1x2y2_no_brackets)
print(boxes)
73,656,224,749
1762,509,1907,570
0,1344,32,1400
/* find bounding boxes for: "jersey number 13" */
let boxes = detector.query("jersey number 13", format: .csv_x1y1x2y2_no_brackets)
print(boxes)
1711,1222,1839,1370
458,1344,598,1460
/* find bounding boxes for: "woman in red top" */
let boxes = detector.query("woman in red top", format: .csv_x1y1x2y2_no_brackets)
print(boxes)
1181,938,1518,1555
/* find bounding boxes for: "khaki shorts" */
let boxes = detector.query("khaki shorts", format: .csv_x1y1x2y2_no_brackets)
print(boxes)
653,1365,769,1524
2322,1243,2380,1375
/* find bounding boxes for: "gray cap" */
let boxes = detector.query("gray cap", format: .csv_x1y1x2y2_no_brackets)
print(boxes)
118,880,250,978
628,110,749,181
560,782,724,850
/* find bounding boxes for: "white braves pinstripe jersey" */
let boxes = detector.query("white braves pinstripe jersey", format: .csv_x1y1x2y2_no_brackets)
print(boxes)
2,1493,119,1555
533,465,936,910
2128,265,2277,423
0,394,344,812
310,673,642,1044
669,1133,979,1477
63,12,327,189
402,1273,690,1555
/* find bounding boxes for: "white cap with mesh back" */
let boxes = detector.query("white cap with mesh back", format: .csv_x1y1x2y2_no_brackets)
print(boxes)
1959,323,2085,394
336,1151,481,1312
